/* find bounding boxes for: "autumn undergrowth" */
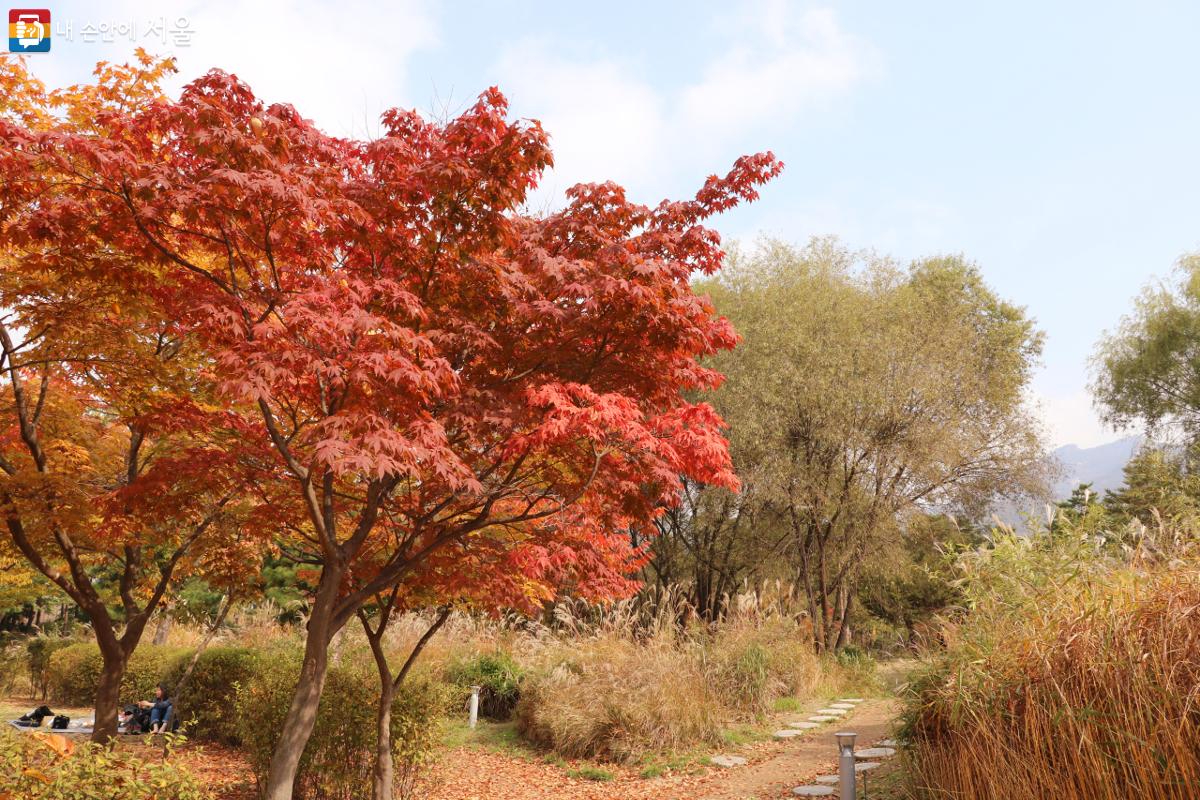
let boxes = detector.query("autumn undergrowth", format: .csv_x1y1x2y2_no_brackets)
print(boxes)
514,588,876,762
20,586,874,773
902,524,1200,800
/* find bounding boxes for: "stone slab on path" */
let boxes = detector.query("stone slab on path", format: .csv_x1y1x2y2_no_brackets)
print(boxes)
815,708,847,716
839,698,865,703
792,786,835,796
709,755,747,768
787,722,821,729
828,703,856,710
813,775,839,785
855,761,882,772
879,739,897,747
807,715,837,722
854,747,896,759
773,729,805,739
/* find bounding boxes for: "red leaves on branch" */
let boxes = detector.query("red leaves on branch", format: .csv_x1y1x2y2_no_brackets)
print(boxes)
0,53,781,618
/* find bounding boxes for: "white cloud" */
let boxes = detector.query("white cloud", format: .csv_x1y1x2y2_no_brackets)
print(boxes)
492,45,666,209
492,3,879,207
679,6,878,143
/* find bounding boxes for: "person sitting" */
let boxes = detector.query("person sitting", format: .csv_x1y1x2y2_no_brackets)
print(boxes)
138,684,173,734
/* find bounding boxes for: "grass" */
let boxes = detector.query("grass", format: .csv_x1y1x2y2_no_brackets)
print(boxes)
857,758,910,799
515,593,874,763
718,724,769,746
565,765,615,781
637,751,706,778
771,696,802,712
902,535,1200,800
440,719,539,760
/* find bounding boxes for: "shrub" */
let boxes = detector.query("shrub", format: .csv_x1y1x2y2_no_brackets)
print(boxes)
0,727,211,800
26,637,71,700
516,609,871,762
0,634,25,696
236,648,446,800
516,631,724,762
46,642,190,706
45,643,101,706
444,650,523,719
163,646,255,744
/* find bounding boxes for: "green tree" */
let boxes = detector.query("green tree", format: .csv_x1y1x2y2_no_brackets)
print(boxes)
1093,254,1200,439
651,238,1051,649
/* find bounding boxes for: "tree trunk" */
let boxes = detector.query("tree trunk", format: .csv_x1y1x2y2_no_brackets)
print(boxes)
92,645,126,743
172,594,233,713
263,571,341,800
152,611,172,646
372,683,396,800
362,606,451,800
834,584,853,650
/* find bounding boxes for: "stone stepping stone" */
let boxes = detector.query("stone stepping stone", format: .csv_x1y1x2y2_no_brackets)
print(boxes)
815,708,847,715
709,754,747,767
774,729,804,739
879,739,897,747
855,761,881,772
807,715,837,722
787,721,821,729
828,703,856,710
839,698,865,703
792,786,835,797
814,775,839,785
855,747,896,759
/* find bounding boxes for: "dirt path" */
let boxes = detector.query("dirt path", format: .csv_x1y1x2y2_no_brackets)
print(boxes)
690,699,899,800
422,699,899,800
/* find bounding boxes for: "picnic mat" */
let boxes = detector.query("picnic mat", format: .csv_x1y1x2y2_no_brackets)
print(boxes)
8,718,95,736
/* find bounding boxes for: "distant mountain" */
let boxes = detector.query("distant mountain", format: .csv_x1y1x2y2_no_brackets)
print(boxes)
991,435,1141,529
1052,435,1143,500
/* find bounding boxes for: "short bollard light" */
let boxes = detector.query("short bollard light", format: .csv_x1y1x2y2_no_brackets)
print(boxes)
469,685,481,729
835,731,857,800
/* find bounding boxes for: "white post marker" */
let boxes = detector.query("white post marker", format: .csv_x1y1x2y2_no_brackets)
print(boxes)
469,685,480,729
835,732,857,800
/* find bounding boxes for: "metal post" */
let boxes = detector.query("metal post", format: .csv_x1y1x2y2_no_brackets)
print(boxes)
468,685,480,729
836,731,857,800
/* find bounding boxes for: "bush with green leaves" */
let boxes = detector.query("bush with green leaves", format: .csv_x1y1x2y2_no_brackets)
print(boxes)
0,727,211,800
162,646,255,744
444,650,523,719
236,648,446,800
26,637,72,700
46,643,189,706
0,634,26,696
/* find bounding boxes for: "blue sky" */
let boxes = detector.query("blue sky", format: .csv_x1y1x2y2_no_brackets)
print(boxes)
15,1,1200,447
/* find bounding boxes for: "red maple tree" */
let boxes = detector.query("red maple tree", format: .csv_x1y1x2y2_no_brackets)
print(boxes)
1,51,780,796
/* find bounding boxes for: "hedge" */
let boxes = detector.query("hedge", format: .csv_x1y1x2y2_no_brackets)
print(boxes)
46,643,189,707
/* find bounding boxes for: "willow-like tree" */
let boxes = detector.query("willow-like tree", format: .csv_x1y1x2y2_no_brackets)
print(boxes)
0,52,780,798
656,238,1049,647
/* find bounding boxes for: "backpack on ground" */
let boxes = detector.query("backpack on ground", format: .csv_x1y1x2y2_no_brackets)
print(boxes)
50,714,70,730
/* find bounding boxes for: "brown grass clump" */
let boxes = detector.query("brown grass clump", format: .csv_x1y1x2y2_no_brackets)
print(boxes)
516,629,723,761
516,589,875,762
904,561,1200,800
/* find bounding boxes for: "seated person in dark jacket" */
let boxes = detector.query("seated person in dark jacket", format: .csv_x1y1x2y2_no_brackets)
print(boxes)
138,684,173,733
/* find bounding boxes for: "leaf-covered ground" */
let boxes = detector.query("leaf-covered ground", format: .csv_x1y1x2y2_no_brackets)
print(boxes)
4,695,901,799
